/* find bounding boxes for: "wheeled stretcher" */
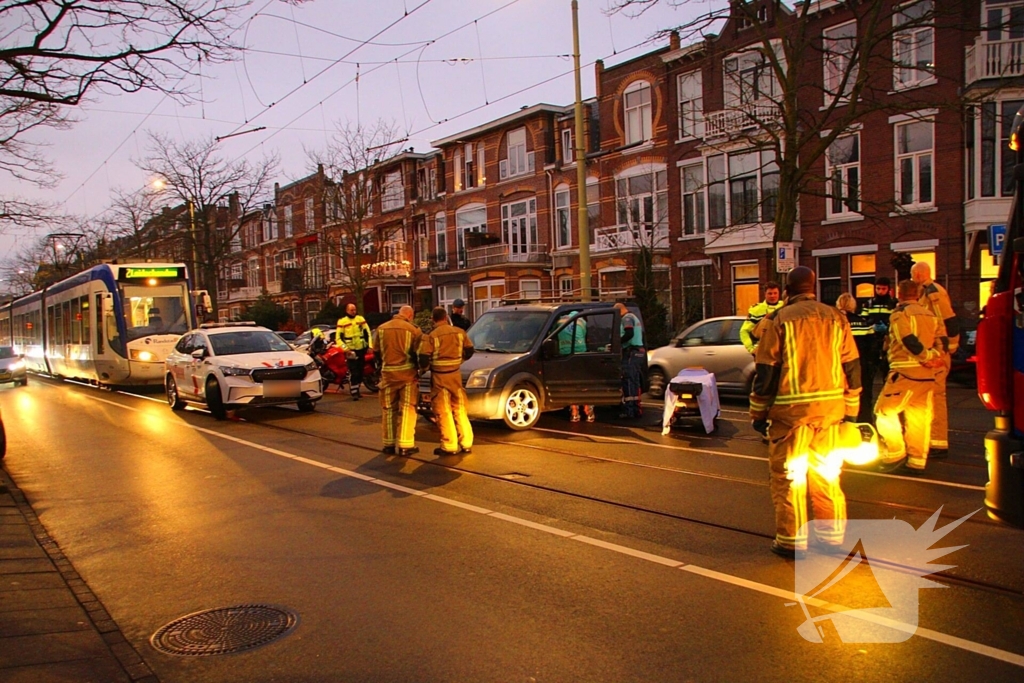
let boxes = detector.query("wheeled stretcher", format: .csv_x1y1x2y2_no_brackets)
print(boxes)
662,368,720,435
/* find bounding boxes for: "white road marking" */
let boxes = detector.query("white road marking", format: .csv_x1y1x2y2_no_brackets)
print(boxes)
531,426,986,492
73,390,1024,667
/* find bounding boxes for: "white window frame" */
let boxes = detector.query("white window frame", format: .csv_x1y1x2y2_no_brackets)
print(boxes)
561,128,573,164
304,197,314,232
434,212,447,265
893,0,935,91
894,118,935,209
555,185,572,250
518,279,542,300
456,203,487,268
501,198,539,258
381,170,405,212
283,205,293,238
723,45,782,107
559,276,575,299
985,3,1024,42
680,161,705,237
472,279,504,319
598,266,629,299
416,219,429,270
825,132,861,219
246,257,259,288
614,164,669,244
506,128,528,177
623,80,653,145
705,149,780,229
677,71,704,139
437,284,467,314
823,20,858,105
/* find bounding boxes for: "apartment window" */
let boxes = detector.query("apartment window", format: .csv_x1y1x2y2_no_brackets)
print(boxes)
438,284,467,314
456,143,484,188
624,81,653,145
473,279,505,319
382,170,404,211
586,177,600,229
501,198,539,257
707,149,779,228
1001,100,1024,195
680,263,713,326
416,219,429,270
502,128,530,178
304,197,314,232
677,71,703,138
434,212,447,264
615,168,668,239
599,268,629,298
986,3,1024,41
555,185,571,249
562,128,573,164
389,289,410,313
456,204,487,268
246,258,260,288
417,166,437,201
283,206,293,237
851,253,876,299
732,263,760,316
818,256,843,307
826,133,860,218
893,0,935,89
266,253,277,283
518,279,541,300
895,119,933,207
823,21,858,103
306,300,321,326
681,162,706,236
724,47,781,106
559,276,574,299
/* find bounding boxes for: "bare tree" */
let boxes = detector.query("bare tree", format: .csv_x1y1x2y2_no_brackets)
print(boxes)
609,1,993,265
306,120,407,315
103,185,168,259
136,132,278,314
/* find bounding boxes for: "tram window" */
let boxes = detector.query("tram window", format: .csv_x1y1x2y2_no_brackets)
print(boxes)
121,284,188,341
81,298,90,346
71,298,81,344
62,301,71,344
52,304,62,346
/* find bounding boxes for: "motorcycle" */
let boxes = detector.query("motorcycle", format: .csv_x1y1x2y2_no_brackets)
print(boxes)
308,340,380,395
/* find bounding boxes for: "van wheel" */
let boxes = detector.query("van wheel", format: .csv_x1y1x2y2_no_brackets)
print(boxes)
503,384,541,431
165,376,186,411
647,367,667,400
206,378,227,420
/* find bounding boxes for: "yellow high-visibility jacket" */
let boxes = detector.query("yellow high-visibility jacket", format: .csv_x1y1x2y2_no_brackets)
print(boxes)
886,301,947,380
337,314,371,351
749,294,861,422
740,299,785,353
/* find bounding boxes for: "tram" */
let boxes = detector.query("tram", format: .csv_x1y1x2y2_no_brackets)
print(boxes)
0,263,195,386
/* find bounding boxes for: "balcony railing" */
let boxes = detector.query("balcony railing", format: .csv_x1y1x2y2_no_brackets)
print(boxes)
966,38,1024,83
224,286,262,303
702,101,780,140
361,260,411,278
593,226,669,253
464,243,551,269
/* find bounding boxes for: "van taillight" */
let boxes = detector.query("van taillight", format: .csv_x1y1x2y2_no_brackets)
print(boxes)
976,289,1013,412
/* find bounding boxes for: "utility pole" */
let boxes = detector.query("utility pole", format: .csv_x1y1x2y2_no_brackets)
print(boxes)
572,0,592,302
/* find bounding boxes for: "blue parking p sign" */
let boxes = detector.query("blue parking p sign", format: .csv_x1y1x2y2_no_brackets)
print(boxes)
990,224,1007,257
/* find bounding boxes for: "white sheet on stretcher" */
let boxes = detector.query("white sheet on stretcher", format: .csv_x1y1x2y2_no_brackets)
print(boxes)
662,368,720,435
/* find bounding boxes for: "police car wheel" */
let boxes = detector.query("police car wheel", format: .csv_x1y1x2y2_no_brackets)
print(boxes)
206,378,227,420
297,399,316,413
647,368,667,400
503,384,541,430
165,375,186,411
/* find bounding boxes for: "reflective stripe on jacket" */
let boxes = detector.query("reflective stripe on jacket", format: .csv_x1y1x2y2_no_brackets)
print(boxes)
887,301,946,380
419,322,473,373
918,280,959,353
337,315,371,351
749,294,861,419
740,300,785,353
372,317,423,376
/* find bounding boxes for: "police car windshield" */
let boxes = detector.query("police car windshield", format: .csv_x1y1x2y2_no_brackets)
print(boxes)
209,330,292,356
468,311,550,353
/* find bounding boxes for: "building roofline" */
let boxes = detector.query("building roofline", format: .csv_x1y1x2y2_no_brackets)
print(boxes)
430,103,572,147
662,40,707,64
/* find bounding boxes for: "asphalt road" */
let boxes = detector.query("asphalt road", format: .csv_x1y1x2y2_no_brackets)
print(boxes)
2,376,1023,682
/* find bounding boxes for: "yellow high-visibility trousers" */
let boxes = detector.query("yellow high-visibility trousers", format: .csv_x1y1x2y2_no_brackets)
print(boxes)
875,373,934,470
930,354,950,450
767,420,846,551
380,379,418,449
431,369,473,453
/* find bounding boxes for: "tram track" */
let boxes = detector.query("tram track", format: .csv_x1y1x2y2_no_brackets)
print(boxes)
57,379,1023,601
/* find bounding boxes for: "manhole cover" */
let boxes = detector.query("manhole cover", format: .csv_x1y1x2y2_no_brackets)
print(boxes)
151,604,298,656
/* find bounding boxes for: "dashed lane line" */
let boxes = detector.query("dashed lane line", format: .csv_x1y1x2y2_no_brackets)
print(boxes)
77,391,1024,668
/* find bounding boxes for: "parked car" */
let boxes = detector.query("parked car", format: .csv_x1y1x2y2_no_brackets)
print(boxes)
276,330,298,343
0,346,28,386
293,325,336,352
646,316,753,399
419,301,642,430
164,322,323,419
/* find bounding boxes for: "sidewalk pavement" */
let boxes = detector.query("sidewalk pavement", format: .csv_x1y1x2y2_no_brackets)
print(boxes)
0,465,158,683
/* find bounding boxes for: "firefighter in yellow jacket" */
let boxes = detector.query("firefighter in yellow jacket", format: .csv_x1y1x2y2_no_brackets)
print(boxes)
749,267,861,558
418,307,474,456
875,280,947,474
373,305,423,457
337,302,372,400
910,261,959,457
740,282,784,354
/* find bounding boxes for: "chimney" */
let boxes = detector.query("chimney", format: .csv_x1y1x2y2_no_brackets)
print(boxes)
670,30,680,51
595,59,604,99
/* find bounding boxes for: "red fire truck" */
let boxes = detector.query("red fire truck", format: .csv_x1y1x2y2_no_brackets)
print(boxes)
975,106,1024,528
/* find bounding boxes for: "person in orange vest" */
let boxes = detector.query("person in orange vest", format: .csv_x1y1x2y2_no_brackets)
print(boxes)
418,307,474,456
372,305,423,457
749,266,861,559
336,302,372,401
910,262,959,457
875,280,947,474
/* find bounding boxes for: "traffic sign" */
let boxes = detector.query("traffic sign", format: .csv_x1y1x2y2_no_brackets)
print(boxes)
990,224,1007,257
776,242,797,272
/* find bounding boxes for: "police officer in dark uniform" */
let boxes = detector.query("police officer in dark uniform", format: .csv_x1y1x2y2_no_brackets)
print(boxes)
450,298,471,331
859,277,897,419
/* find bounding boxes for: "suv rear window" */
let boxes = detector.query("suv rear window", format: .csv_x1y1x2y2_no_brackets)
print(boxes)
470,311,551,353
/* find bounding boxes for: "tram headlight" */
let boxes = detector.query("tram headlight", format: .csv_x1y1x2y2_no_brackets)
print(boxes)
221,366,250,377
129,349,156,362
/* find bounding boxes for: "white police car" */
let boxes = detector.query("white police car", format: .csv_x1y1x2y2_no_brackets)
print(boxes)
164,322,322,418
